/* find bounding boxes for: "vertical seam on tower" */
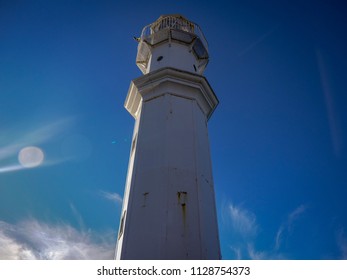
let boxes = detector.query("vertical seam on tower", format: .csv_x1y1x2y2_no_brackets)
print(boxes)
162,93,170,259
191,98,203,258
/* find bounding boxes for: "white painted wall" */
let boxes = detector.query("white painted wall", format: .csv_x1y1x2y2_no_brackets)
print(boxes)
146,42,199,74
117,92,220,259
116,15,220,260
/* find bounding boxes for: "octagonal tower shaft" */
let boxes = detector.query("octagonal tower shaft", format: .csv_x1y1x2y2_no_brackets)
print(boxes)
116,15,220,260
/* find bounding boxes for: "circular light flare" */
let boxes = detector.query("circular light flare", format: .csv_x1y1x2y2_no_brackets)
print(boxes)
18,146,45,168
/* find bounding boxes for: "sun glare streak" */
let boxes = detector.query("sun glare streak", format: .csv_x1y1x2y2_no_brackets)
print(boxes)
0,117,74,161
0,144,23,161
316,49,343,157
0,145,44,173
23,117,75,146
0,158,69,174
238,24,279,57
0,117,76,173
0,164,25,173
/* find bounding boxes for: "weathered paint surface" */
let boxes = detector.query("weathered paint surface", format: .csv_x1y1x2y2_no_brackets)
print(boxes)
147,42,199,74
115,15,220,260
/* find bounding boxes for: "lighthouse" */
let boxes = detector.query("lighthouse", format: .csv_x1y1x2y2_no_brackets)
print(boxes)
115,15,220,260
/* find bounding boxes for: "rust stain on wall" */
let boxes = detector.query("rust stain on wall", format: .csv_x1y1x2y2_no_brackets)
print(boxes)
177,191,188,227
142,192,149,207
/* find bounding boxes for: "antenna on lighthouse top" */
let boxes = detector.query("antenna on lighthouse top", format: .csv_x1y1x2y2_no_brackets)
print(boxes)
135,14,209,74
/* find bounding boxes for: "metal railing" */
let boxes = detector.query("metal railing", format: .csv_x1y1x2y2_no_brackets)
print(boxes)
140,15,209,51
151,15,195,33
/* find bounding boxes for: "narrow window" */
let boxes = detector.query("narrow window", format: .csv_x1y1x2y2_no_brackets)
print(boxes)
131,134,137,155
118,210,126,240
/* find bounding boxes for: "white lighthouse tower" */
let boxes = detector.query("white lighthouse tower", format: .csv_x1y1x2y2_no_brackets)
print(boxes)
115,15,220,260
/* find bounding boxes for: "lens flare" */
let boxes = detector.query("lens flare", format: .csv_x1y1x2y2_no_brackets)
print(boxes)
18,146,44,168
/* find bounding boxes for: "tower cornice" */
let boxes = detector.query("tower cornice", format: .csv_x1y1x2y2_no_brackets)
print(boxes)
125,67,219,120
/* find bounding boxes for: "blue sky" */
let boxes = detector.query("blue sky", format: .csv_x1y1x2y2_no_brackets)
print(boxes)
1,0,346,259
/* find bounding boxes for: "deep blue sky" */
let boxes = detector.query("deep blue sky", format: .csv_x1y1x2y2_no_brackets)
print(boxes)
0,0,346,259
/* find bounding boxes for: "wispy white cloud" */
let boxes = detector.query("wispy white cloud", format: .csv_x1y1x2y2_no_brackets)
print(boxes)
247,243,286,260
0,219,115,260
100,191,123,205
0,225,36,259
223,202,264,259
288,204,307,223
247,243,268,260
275,204,308,251
229,246,242,260
228,203,257,237
69,203,86,230
223,202,308,259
